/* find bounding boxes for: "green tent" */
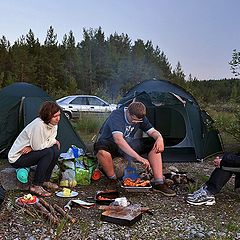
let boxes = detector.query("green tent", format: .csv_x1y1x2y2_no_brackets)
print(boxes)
0,82,86,157
118,79,223,162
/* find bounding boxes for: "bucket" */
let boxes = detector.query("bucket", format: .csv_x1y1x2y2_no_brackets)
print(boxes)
16,168,30,184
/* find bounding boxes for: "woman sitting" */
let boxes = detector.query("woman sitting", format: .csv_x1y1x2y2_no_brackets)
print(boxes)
8,101,61,197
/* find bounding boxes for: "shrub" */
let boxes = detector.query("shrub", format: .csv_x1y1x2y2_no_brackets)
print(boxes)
213,105,240,143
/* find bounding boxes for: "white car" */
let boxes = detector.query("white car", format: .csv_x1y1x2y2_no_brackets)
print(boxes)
56,95,117,119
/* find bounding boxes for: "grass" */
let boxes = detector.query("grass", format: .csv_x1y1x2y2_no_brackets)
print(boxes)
55,217,69,239
72,112,109,133
71,112,109,145
187,174,210,193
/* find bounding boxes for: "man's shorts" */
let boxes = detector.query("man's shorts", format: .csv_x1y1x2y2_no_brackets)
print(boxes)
94,137,155,159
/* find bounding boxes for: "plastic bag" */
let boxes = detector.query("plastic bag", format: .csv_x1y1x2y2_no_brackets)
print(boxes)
61,169,76,181
50,165,61,182
75,168,91,185
60,169,77,187
82,156,97,176
62,160,75,170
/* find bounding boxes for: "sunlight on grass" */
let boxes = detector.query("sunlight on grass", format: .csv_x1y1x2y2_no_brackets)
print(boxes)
70,112,110,146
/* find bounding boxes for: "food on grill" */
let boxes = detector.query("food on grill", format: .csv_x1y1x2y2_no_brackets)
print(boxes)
123,178,151,187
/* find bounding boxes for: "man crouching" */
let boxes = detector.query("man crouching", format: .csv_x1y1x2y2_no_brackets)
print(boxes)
94,101,176,196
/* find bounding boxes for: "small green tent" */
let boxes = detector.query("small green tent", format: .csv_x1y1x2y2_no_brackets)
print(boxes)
0,82,86,157
118,79,223,162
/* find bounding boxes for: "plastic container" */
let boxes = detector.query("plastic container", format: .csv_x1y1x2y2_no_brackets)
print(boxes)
16,168,30,184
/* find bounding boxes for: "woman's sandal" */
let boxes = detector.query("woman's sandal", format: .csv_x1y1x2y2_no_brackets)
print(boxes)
43,181,59,191
30,185,52,197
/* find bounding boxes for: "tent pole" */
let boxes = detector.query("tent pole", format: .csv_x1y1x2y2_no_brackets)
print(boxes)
19,97,25,126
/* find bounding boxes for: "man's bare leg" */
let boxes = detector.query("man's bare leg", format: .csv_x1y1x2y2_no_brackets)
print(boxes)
148,149,176,196
96,150,115,177
148,149,163,180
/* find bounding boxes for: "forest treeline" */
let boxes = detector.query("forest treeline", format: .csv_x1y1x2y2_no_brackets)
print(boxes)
0,26,239,103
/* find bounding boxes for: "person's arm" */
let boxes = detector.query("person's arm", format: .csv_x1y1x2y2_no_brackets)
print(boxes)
113,133,150,169
147,129,164,153
220,152,240,168
29,123,57,150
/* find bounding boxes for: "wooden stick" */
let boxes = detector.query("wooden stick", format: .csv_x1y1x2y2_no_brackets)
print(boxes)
18,205,38,218
53,203,76,223
35,202,59,225
39,198,59,221
23,207,37,218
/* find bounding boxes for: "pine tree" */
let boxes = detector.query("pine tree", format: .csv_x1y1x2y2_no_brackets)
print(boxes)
0,36,11,86
171,62,186,86
229,49,240,77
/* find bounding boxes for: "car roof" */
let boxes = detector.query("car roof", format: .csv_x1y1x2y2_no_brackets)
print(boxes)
56,95,109,103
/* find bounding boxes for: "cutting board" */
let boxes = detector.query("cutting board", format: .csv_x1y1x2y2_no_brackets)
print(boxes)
100,208,142,226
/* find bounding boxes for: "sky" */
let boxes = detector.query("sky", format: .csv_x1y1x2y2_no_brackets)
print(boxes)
0,0,239,80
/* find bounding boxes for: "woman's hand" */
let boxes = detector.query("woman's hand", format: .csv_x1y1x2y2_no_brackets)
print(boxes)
21,146,32,155
56,140,60,150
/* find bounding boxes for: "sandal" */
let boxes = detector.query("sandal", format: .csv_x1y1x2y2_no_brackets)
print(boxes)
30,185,52,197
43,181,59,191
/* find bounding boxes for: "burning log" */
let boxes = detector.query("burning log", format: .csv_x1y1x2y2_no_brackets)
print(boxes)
53,203,76,223
35,202,59,225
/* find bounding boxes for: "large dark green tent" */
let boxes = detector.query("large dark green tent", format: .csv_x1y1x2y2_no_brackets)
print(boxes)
118,79,223,162
0,82,86,157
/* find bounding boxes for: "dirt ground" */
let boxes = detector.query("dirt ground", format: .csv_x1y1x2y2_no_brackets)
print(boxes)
1,157,240,240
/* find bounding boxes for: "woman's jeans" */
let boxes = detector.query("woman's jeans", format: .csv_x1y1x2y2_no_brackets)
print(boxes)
10,144,60,185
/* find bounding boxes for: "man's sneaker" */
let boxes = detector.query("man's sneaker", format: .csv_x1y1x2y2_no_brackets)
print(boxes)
186,188,215,206
152,182,176,197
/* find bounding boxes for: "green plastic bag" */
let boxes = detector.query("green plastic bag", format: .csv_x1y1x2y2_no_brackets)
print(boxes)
82,156,97,176
75,168,91,185
74,155,97,185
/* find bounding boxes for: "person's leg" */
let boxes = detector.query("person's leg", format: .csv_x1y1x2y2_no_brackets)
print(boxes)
94,140,119,179
96,150,115,178
11,147,54,185
130,138,175,196
130,138,163,180
44,144,60,181
148,149,163,180
205,168,233,194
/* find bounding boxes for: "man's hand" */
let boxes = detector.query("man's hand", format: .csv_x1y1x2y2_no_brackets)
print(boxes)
148,130,164,153
153,136,164,153
214,156,221,168
137,156,151,170
21,146,32,155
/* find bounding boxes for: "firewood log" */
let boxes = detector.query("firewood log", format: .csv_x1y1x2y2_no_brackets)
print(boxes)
39,198,59,221
53,203,76,223
35,202,59,225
